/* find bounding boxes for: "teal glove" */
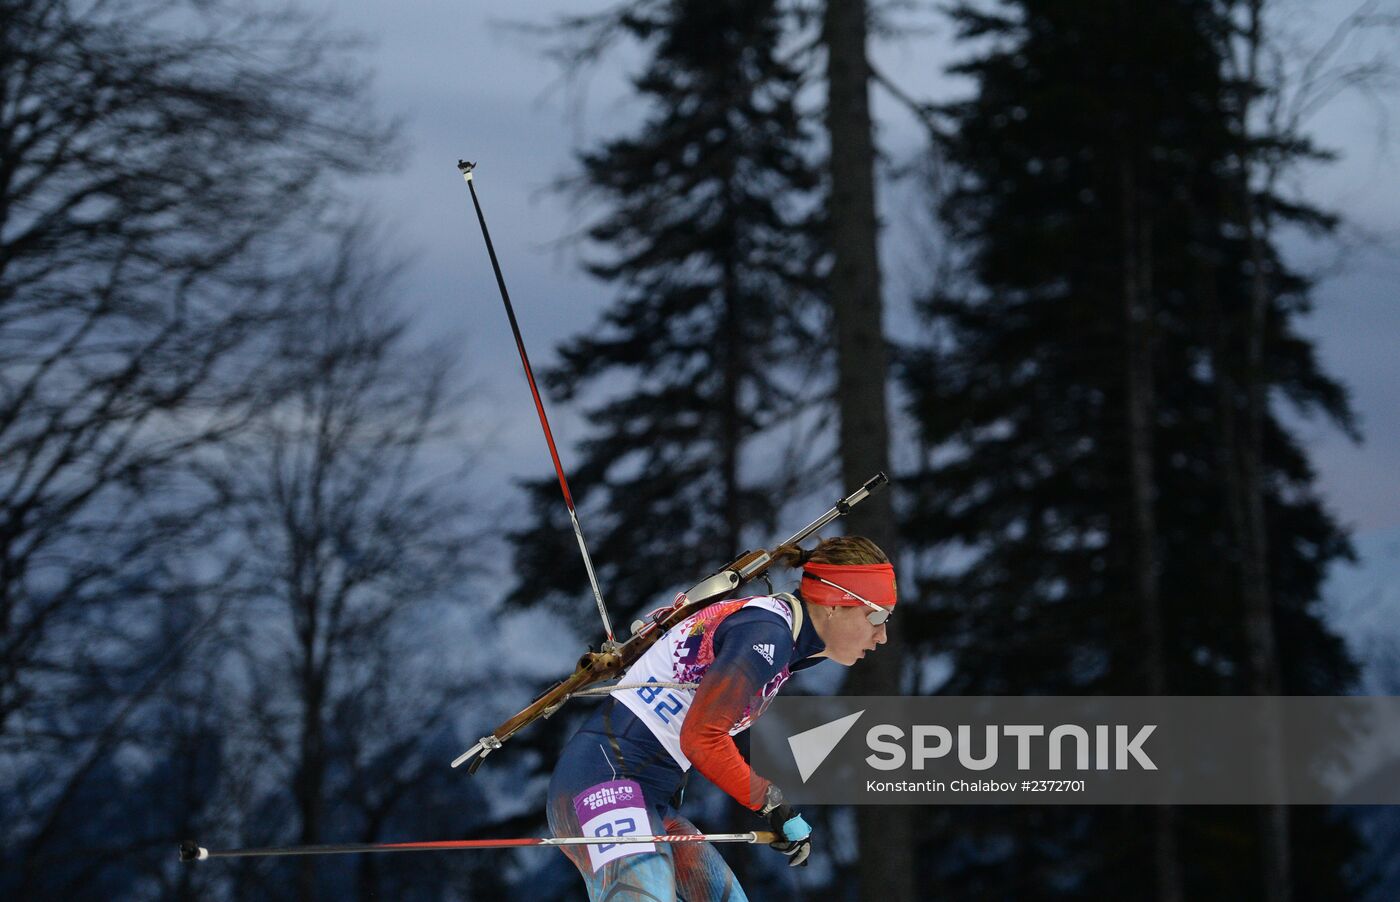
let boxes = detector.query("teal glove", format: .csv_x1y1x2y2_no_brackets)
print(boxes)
760,785,812,867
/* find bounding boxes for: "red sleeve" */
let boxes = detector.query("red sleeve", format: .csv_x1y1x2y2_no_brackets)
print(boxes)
678,616,791,810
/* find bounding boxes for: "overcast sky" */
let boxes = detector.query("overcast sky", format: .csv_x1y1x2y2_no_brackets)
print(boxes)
319,0,1399,541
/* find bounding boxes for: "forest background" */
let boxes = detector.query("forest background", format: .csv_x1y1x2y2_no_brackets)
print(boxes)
3,0,1399,899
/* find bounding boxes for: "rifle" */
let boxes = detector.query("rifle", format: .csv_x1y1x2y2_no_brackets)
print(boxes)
451,472,888,772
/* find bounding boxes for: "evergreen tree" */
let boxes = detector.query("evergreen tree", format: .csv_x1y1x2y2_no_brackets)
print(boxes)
499,3,829,889
901,1,1359,897
509,0,829,628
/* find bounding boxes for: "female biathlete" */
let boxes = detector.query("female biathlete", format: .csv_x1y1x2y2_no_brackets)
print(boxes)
547,536,896,900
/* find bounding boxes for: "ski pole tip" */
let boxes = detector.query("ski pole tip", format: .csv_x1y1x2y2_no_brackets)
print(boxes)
178,840,208,862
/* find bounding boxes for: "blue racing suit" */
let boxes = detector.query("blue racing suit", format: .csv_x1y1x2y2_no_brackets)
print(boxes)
547,594,825,901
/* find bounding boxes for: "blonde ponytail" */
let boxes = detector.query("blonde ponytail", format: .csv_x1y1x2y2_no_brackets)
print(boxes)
773,535,888,568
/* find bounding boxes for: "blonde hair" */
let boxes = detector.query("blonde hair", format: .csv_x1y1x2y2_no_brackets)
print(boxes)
772,535,889,568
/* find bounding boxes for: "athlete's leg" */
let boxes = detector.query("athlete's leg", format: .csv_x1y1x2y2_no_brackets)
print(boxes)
549,741,680,902
662,813,749,902
547,784,678,901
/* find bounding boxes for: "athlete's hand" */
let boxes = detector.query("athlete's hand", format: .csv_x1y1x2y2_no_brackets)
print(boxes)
760,786,812,867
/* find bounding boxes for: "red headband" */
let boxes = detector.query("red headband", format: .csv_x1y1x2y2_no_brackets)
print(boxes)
801,562,897,608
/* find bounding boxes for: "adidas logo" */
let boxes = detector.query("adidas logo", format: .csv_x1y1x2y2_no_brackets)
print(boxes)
752,643,775,665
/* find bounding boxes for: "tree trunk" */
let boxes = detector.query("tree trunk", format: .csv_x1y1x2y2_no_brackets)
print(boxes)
821,0,912,898
721,187,744,560
296,716,324,899
1237,3,1291,896
296,649,326,900
1240,151,1292,902
1121,159,1184,902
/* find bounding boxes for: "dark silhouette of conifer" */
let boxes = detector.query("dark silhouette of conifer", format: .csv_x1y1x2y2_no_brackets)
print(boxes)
509,0,829,628
901,2,1359,897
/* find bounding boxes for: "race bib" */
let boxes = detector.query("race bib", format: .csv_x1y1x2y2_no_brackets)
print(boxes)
572,779,656,872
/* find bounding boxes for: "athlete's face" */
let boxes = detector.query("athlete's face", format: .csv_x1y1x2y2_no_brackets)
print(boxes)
816,605,890,666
